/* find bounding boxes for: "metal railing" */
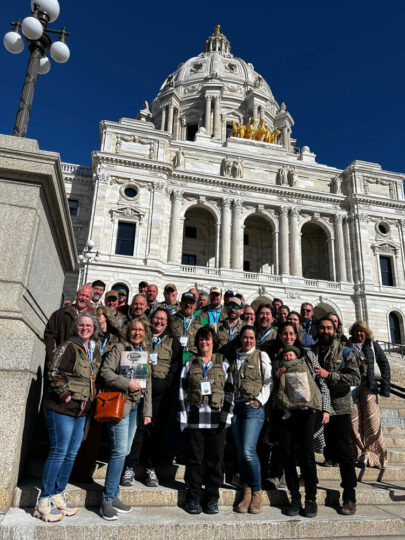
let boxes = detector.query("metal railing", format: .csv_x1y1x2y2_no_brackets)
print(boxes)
377,340,405,360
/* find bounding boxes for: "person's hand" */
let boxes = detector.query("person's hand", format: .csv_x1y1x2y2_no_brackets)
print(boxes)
314,366,329,379
128,380,141,392
276,366,286,378
65,395,72,403
144,416,152,425
246,400,261,409
321,412,330,424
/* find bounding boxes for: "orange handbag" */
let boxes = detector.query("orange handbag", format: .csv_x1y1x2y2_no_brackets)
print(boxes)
94,392,125,423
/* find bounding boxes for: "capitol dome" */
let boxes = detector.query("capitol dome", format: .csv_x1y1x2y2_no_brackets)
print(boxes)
150,26,290,142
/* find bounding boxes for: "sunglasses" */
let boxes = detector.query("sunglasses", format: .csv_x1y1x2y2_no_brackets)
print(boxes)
226,304,241,310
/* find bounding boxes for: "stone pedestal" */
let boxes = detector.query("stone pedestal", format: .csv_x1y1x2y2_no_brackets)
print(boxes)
0,135,76,513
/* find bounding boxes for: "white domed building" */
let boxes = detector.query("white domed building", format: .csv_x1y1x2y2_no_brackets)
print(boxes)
63,27,405,342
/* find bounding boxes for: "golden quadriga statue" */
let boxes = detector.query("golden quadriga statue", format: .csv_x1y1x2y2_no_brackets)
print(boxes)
230,119,280,144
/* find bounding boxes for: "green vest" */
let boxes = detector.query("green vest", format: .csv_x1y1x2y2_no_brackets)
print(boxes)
276,357,322,411
233,349,263,399
67,343,101,402
151,335,173,379
185,353,226,409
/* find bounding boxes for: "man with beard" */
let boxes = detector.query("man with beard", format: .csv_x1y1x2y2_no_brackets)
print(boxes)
215,297,244,349
171,292,208,364
255,304,278,350
157,284,179,315
307,317,360,515
90,280,106,310
200,286,225,324
44,284,93,365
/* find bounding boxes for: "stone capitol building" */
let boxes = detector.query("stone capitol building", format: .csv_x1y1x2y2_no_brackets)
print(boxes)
62,26,405,343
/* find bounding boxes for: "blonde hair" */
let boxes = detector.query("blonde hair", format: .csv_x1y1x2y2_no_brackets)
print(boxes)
349,320,374,341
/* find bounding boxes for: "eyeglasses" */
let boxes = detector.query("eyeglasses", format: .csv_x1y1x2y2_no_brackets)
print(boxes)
106,298,118,302
78,324,94,328
301,309,312,313
244,313,255,318
226,304,241,310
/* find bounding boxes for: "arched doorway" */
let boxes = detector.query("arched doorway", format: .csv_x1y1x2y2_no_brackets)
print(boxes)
301,223,331,280
389,312,402,344
243,214,274,273
112,282,129,298
250,296,273,311
182,206,217,267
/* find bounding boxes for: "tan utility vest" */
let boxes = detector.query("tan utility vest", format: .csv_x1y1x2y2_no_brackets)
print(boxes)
185,353,225,409
276,357,322,411
67,343,101,402
233,349,263,399
151,335,174,379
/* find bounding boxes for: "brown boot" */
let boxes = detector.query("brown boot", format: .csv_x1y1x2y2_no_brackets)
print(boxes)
249,490,263,514
236,488,252,513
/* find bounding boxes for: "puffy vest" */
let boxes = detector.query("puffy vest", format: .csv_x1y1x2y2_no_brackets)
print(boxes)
276,357,322,411
67,343,101,402
233,349,263,399
185,353,226,409
152,336,174,379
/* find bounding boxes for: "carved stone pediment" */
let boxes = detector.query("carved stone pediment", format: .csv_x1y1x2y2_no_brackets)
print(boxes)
110,205,145,223
115,135,158,159
371,242,399,255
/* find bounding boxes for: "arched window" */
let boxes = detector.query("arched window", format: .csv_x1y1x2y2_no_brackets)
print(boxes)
389,312,401,344
112,283,129,298
301,223,331,280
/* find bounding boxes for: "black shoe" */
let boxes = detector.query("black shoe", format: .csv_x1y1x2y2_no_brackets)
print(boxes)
323,459,333,467
206,501,219,514
341,500,357,515
303,500,318,518
285,498,302,516
185,501,202,514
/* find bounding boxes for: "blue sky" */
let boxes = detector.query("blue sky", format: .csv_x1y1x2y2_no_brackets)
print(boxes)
1,0,405,174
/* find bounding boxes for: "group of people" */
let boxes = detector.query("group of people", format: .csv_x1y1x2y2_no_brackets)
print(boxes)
35,278,391,522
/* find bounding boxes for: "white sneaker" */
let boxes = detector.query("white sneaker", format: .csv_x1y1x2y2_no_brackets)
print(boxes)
121,466,135,487
145,467,159,487
53,492,78,516
33,496,64,522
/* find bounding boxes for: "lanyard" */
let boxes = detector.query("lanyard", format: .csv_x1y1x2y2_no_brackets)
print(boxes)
236,352,247,371
99,337,108,355
165,303,177,314
258,327,272,344
132,345,143,352
229,324,238,340
152,336,164,349
208,307,221,324
183,315,193,333
201,360,213,379
353,343,363,356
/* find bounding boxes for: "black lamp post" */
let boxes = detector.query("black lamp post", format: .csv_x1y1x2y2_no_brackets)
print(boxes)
3,1,70,137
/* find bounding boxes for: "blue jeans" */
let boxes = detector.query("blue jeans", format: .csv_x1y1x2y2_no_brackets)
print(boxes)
231,400,265,492
41,407,86,499
104,402,138,500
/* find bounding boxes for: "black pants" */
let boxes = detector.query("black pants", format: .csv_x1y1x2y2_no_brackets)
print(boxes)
324,414,357,502
279,409,317,501
185,428,226,503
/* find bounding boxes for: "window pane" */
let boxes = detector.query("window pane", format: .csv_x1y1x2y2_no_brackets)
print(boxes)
389,313,401,344
182,254,196,265
68,199,78,217
185,226,197,239
116,222,136,256
380,256,394,286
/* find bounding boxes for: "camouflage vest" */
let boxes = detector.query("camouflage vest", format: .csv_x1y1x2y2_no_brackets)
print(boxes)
67,342,101,401
276,357,322,411
185,353,226,409
151,335,174,379
233,349,263,399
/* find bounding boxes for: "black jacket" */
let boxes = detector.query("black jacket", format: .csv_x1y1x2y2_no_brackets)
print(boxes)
352,339,391,397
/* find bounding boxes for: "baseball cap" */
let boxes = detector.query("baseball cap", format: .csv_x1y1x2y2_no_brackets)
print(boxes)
227,297,242,307
105,290,118,300
164,283,177,292
181,292,196,302
210,286,222,294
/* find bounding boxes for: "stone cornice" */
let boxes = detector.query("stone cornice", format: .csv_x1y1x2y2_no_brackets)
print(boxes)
350,194,405,211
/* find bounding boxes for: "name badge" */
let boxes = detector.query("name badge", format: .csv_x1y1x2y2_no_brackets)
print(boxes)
150,353,158,365
180,336,188,347
201,381,212,395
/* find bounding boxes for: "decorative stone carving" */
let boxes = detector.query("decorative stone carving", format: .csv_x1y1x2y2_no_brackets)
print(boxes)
232,158,244,179
136,101,153,122
225,62,238,72
116,135,157,159
110,176,127,185
110,206,145,223
222,156,244,178
222,156,233,177
184,84,202,94
331,174,342,194
287,167,298,187
278,166,288,185
190,62,203,73
173,149,185,168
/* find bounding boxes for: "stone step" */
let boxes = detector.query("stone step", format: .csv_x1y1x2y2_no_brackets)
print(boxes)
384,435,405,448
13,477,405,509
2,504,405,539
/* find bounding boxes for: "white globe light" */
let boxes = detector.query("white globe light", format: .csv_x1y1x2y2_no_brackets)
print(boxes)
31,0,60,23
3,31,24,54
38,56,51,74
21,16,43,40
84,252,92,260
86,239,95,249
50,40,70,63
78,254,84,262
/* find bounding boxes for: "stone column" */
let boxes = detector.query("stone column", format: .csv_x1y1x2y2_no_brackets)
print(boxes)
205,96,212,135
220,198,231,268
259,106,264,120
279,206,289,274
289,207,301,275
343,217,353,282
253,105,258,119
181,117,187,140
172,108,179,140
213,96,221,138
231,199,243,269
334,214,347,281
168,190,182,262
167,104,174,135
160,107,166,131
0,135,76,513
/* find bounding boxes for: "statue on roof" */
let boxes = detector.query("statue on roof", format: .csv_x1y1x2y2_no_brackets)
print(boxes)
216,25,221,35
